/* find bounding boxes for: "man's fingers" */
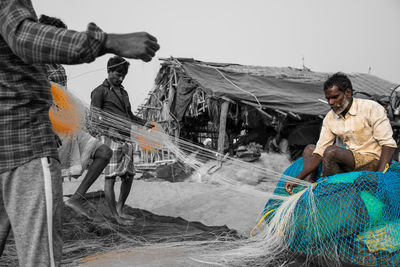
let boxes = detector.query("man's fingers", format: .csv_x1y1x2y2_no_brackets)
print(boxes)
140,54,152,62
146,33,158,42
146,47,156,58
150,42,160,51
285,182,293,195
284,182,290,192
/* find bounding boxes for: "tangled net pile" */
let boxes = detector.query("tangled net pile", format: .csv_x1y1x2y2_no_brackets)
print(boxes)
259,159,400,266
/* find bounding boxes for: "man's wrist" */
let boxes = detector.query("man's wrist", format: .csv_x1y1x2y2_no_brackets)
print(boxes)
101,33,116,55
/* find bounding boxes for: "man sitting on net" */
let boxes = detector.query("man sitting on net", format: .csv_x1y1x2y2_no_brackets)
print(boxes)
285,73,397,195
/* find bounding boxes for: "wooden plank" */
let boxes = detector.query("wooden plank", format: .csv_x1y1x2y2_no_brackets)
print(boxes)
221,96,236,104
217,101,230,155
167,72,175,121
138,106,162,110
274,109,287,117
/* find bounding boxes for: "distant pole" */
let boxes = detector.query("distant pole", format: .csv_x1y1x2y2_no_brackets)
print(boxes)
368,67,372,74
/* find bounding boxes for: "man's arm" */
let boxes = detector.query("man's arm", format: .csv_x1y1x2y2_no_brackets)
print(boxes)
285,153,322,194
377,145,396,172
369,101,397,171
298,118,335,179
102,32,160,62
130,114,146,126
0,1,105,64
0,1,159,64
285,116,334,194
89,88,104,135
90,88,103,110
297,153,323,180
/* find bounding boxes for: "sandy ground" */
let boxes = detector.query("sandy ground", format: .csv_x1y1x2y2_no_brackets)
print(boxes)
63,153,290,236
78,244,223,267
60,152,291,266
64,178,269,236
62,179,269,266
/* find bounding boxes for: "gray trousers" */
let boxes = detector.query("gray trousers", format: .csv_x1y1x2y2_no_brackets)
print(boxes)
0,157,63,267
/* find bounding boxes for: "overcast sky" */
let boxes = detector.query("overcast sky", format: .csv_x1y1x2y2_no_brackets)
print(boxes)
32,0,400,110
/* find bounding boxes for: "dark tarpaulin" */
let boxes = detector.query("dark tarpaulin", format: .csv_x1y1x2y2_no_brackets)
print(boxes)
288,120,322,146
180,62,396,116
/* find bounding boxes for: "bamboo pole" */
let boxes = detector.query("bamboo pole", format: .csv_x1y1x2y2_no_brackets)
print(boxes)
217,100,230,155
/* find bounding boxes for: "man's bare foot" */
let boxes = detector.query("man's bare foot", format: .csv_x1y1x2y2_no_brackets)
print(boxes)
117,206,136,220
66,199,107,222
119,212,136,220
65,198,91,217
113,215,134,226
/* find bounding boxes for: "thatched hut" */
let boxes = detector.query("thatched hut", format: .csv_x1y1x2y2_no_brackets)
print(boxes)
136,57,397,161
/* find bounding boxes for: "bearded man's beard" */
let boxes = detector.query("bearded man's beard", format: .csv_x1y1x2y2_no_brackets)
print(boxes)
333,97,349,115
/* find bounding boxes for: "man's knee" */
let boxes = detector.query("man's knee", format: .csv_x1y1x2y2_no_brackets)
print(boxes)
323,145,339,160
303,144,316,156
96,145,112,161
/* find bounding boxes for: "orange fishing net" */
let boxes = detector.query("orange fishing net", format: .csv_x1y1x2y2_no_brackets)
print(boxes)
137,122,162,151
49,82,80,136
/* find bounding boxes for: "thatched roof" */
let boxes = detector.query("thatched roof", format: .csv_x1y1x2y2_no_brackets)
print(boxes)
141,57,397,117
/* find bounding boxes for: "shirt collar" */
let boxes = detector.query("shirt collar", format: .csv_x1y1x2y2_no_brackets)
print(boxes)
348,98,357,116
103,79,124,90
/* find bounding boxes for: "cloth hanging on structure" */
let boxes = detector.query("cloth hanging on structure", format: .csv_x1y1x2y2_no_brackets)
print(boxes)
171,76,197,120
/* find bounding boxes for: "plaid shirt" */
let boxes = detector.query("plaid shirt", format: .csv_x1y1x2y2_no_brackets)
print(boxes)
46,64,67,86
0,0,106,173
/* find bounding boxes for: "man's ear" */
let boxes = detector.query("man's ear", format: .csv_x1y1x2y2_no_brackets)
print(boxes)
345,88,352,97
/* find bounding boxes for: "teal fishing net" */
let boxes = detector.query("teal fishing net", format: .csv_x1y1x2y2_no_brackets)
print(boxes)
263,159,400,266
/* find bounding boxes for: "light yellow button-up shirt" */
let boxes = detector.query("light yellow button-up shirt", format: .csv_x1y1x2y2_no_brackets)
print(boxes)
313,98,397,159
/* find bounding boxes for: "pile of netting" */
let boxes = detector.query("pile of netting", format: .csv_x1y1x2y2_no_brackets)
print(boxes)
259,159,400,266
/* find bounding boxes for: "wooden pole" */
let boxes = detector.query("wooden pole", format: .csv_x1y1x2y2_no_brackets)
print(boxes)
217,100,230,156
167,74,175,121
170,68,180,145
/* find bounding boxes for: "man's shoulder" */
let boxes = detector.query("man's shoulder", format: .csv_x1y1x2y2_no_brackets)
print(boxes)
355,98,380,107
92,84,105,91
92,80,109,93
355,98,384,112
323,110,335,122
120,86,130,96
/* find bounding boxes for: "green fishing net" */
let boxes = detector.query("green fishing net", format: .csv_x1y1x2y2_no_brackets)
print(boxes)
263,159,400,266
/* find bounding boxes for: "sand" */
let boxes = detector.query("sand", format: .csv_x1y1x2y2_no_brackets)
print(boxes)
63,152,290,236
61,152,291,266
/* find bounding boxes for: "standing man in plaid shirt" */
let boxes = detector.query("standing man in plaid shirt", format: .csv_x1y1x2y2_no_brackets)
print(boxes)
0,1,160,266
91,56,144,225
39,14,114,222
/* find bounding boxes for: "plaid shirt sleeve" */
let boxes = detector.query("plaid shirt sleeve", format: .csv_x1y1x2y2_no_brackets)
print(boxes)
0,0,106,64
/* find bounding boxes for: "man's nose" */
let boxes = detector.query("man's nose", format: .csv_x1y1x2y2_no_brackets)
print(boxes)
329,99,335,105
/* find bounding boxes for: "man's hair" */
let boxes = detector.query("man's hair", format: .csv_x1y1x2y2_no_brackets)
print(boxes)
107,56,130,75
323,72,353,93
39,14,67,29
